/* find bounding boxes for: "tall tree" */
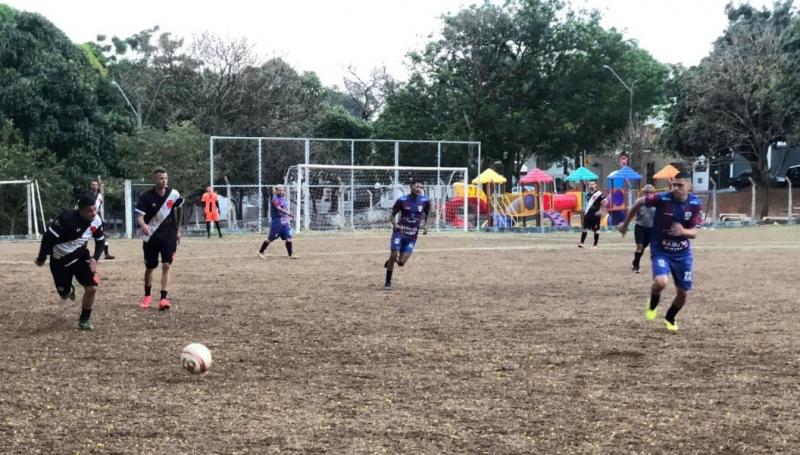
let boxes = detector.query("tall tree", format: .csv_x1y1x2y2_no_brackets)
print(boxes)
375,0,667,185
661,1,800,216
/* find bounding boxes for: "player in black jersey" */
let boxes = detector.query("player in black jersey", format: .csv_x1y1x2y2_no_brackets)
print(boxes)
579,181,607,248
35,194,105,330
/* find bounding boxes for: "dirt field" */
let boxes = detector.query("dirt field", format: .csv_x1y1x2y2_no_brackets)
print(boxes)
1,226,798,454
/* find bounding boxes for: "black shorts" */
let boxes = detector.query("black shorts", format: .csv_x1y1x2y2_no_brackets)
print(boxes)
634,224,651,247
50,253,98,297
143,239,177,269
582,213,601,230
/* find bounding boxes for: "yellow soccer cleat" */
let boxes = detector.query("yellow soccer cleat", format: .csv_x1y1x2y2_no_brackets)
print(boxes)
645,300,657,321
664,320,678,332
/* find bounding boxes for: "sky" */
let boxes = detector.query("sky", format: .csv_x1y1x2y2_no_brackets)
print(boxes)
4,0,779,87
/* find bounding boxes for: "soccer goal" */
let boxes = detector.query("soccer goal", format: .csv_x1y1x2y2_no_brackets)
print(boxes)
0,179,45,239
284,164,469,233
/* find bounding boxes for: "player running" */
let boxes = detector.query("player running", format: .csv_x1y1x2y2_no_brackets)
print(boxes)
35,194,105,330
258,184,295,259
384,180,430,290
136,168,184,310
578,180,607,248
618,170,702,332
630,184,657,273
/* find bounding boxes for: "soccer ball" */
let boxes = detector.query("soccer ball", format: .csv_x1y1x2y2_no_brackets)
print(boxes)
181,343,212,374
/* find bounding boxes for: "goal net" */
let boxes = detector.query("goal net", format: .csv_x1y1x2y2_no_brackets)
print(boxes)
0,179,45,239
284,164,469,233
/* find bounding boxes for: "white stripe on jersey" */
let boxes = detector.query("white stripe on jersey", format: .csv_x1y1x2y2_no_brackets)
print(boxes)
52,215,103,260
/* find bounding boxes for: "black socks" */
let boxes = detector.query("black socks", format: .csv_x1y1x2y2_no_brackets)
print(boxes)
259,241,270,253
160,290,168,299
145,286,152,297
593,233,599,246
580,232,587,243
649,293,660,311
665,305,681,323
286,241,293,257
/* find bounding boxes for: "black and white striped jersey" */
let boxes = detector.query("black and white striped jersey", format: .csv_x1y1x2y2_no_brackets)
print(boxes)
37,210,105,264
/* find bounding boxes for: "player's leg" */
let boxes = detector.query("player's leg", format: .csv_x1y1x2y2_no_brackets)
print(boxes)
591,216,601,247
396,239,415,267
578,225,588,247
50,261,76,304
663,256,692,332
206,221,212,238
647,253,671,320
74,259,99,330
632,225,645,272
140,242,159,308
384,233,402,289
215,221,222,238
282,226,294,258
157,241,177,310
103,239,115,260
259,226,279,258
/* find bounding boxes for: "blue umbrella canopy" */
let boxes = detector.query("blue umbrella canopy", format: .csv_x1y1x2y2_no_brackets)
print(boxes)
606,166,642,185
565,166,599,182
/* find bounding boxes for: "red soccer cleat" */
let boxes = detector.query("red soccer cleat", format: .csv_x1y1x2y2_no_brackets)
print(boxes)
158,298,171,311
139,295,152,309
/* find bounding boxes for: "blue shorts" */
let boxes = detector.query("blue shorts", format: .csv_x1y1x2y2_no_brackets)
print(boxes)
651,251,693,290
390,231,416,254
268,223,292,241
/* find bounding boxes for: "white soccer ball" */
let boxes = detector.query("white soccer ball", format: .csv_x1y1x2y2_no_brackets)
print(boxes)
181,343,212,374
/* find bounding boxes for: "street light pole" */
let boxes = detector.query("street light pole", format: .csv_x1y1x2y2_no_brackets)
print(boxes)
111,80,142,129
602,65,635,142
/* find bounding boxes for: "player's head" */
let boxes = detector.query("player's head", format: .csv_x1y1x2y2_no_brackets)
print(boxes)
206,185,213,193
274,184,285,196
643,184,655,195
89,180,100,193
153,168,168,189
671,169,692,201
409,179,422,196
588,180,597,191
77,194,98,221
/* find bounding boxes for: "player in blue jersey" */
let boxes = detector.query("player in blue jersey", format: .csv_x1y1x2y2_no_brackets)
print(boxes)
619,170,702,332
384,180,431,290
258,184,296,259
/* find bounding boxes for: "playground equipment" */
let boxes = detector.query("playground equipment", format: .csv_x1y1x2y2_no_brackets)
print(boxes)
653,164,679,191
606,166,642,225
446,182,489,228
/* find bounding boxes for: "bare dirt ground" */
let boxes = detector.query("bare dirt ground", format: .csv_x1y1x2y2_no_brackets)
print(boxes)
1,226,798,454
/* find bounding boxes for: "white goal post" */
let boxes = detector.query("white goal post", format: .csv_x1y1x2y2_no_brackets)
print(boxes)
0,179,45,239
284,164,469,233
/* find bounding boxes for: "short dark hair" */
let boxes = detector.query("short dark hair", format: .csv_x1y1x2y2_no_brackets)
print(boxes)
410,179,422,186
78,193,97,208
154,167,167,175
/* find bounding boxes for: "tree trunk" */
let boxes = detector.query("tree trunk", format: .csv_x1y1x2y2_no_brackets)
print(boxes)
760,168,771,219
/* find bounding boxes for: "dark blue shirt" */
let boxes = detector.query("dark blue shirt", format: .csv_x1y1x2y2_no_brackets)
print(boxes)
646,192,703,256
392,194,431,240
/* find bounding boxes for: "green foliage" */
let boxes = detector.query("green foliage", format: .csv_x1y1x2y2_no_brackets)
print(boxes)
375,0,668,184
116,121,209,194
0,121,71,234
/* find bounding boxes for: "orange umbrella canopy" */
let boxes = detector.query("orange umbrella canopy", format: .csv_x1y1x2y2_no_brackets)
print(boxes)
653,164,680,180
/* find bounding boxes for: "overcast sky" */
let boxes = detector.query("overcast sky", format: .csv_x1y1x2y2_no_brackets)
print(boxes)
5,0,778,86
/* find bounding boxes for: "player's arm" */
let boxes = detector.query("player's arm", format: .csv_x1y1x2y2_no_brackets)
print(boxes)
618,197,645,236
89,223,105,271
36,214,67,265
135,196,151,236
421,201,431,235
175,197,184,242
389,200,401,229
272,198,293,218
672,204,702,239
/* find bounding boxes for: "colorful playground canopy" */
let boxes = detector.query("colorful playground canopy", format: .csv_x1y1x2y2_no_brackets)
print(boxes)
565,166,599,182
519,168,554,184
472,168,507,184
653,164,680,180
606,166,642,184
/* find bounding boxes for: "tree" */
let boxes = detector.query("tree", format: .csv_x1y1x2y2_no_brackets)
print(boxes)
661,1,800,217
375,0,668,185
0,121,71,235
116,121,208,194
0,5,127,183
